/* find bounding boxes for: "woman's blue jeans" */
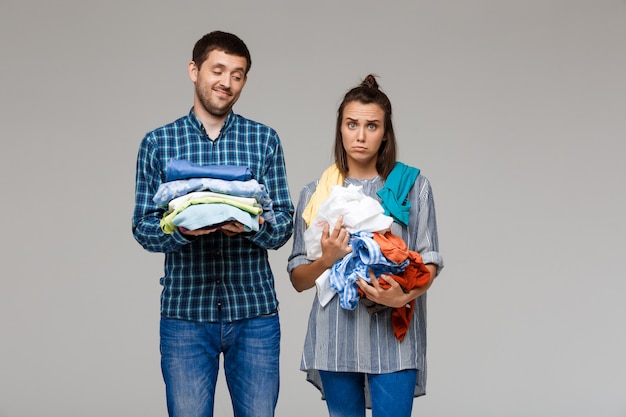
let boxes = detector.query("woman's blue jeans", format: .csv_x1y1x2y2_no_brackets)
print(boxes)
160,312,280,417
318,369,418,417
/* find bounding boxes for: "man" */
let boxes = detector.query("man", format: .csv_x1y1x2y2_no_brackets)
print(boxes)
132,31,294,417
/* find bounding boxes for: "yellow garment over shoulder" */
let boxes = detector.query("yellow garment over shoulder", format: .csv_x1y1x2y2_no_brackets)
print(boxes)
301,164,344,227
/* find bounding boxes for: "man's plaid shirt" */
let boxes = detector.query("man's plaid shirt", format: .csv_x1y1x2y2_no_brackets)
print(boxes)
133,109,294,322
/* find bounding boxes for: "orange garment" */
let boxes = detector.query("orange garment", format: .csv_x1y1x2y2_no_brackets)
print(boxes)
359,231,431,342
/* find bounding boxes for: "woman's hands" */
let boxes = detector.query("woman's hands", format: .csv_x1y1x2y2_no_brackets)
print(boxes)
356,264,437,308
318,216,353,268
290,216,352,292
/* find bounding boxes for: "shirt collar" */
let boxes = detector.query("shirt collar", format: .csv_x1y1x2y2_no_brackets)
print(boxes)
187,108,236,138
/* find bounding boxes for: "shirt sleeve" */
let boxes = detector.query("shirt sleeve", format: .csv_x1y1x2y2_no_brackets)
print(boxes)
411,175,444,275
132,134,192,253
287,182,316,275
245,132,294,250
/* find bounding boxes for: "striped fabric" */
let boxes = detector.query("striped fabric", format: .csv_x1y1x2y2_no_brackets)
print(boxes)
329,231,409,310
287,175,443,401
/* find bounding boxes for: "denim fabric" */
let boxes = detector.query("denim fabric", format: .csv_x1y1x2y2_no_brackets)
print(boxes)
318,369,418,417
160,313,280,417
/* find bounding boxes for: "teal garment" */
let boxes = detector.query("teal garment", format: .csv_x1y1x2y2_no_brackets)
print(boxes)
376,162,420,227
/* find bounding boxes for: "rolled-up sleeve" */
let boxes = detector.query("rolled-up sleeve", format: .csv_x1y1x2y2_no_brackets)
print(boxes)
287,182,317,275
412,176,444,275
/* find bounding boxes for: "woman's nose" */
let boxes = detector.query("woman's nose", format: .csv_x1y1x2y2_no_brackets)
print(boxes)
356,127,365,141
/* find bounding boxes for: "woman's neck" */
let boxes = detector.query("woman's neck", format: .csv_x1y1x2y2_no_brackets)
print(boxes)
346,164,379,180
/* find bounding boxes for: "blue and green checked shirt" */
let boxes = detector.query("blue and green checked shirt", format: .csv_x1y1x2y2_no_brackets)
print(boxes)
133,109,294,322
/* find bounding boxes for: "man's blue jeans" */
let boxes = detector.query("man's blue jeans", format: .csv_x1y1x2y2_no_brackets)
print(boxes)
318,369,418,417
160,312,280,417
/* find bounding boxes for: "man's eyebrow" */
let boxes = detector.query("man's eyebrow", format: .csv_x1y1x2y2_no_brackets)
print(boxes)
209,62,245,72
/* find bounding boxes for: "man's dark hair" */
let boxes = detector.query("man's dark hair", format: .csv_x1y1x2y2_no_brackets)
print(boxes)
192,31,252,74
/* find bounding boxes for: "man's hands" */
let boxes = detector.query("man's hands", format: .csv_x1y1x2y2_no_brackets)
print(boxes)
179,216,265,237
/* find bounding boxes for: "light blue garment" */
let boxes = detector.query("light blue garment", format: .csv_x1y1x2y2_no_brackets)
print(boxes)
171,203,260,233
376,162,420,227
165,158,253,182
328,231,408,310
153,177,276,224
161,313,280,417
152,178,276,224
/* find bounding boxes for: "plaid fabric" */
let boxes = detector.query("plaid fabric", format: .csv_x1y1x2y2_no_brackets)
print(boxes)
133,109,294,322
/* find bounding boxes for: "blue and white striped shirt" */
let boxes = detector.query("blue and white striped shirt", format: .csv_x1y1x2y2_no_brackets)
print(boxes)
133,109,294,322
288,175,443,402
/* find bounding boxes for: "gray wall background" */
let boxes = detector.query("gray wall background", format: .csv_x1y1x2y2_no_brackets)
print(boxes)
1,0,625,416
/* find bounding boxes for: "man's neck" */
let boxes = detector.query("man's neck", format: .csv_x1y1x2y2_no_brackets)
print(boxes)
193,106,228,140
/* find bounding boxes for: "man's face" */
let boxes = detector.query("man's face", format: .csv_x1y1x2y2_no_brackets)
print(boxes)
189,49,248,118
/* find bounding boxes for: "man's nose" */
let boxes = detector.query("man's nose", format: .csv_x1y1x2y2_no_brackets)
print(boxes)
219,74,231,89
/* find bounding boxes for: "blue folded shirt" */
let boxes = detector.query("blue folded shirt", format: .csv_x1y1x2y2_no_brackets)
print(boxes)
165,158,253,182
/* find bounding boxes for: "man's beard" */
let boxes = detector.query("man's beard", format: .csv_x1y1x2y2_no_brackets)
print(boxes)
196,86,233,117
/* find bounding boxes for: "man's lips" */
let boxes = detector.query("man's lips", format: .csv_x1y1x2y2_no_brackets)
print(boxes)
214,88,231,98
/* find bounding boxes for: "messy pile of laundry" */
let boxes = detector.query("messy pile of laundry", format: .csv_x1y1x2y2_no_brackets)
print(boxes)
305,184,430,341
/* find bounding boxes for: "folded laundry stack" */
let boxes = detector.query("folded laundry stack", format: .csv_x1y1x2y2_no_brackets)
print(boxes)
153,159,276,234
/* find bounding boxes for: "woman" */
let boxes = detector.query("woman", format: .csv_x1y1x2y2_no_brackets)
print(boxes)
287,74,444,417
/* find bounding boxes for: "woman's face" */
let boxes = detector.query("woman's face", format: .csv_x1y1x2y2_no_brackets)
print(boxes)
340,101,386,172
